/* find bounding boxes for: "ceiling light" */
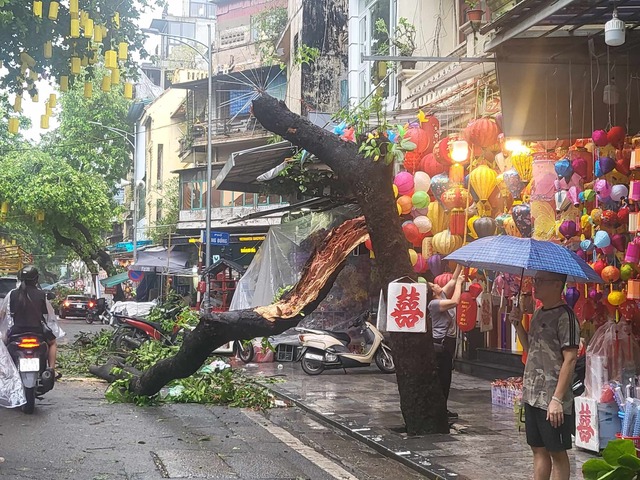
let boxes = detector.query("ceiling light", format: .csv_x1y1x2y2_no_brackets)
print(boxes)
605,9,625,47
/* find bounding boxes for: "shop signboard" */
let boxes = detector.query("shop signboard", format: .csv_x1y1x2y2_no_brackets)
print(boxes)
386,280,426,333
201,230,230,246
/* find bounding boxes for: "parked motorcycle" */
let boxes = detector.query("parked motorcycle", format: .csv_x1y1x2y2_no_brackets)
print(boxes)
295,311,395,375
7,332,55,413
85,299,98,324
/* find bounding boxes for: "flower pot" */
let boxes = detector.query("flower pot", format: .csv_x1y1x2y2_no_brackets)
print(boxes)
466,9,484,22
401,60,417,69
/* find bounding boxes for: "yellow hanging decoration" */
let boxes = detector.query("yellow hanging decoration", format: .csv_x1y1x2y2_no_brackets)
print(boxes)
60,75,69,92
20,52,36,67
49,93,56,108
8,118,19,134
1,202,9,217
45,102,52,116
70,18,80,37
101,76,111,92
123,82,133,99
35,210,45,223
113,12,120,28
84,19,94,38
44,41,52,59
81,56,88,67
48,1,59,20
79,11,88,27
71,56,81,74
31,93,39,103
110,68,120,85
13,95,22,113
105,50,117,69
88,51,96,65
70,0,78,17
33,1,42,18
40,115,49,129
84,82,93,98
118,42,128,61
20,64,28,75
93,25,103,42
29,70,38,82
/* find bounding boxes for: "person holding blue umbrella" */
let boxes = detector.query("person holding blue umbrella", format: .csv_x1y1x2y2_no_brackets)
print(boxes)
509,271,580,480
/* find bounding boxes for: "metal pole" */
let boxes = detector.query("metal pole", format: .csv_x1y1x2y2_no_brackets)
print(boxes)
204,23,213,309
132,122,138,263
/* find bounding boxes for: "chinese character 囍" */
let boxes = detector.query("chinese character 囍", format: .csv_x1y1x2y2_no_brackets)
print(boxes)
576,403,594,444
390,286,424,329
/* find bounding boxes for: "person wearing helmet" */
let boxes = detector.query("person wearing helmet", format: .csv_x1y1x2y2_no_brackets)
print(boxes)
6,266,58,371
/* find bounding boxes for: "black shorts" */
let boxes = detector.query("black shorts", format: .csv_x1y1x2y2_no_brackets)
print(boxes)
524,403,573,452
9,323,56,344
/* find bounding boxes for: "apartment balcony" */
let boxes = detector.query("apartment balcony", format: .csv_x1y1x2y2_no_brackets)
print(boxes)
179,116,270,157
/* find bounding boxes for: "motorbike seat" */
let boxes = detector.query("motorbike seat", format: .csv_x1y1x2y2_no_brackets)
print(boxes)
323,330,351,345
125,316,164,332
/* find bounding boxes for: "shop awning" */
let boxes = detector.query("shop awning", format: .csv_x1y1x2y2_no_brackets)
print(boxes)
215,141,297,193
129,247,190,274
100,271,129,287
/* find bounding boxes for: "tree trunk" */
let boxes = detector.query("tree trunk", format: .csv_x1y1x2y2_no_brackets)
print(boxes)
250,94,447,434
130,217,369,395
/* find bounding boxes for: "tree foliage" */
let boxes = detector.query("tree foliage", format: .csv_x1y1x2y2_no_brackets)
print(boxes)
0,0,164,95
148,178,179,244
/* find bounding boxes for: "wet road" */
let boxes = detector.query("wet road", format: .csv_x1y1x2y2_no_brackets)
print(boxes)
0,319,425,479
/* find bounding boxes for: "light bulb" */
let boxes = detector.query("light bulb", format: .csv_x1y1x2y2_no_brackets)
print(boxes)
605,9,625,47
451,140,469,162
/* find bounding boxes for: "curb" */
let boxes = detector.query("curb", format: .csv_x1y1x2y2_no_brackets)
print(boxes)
260,382,468,480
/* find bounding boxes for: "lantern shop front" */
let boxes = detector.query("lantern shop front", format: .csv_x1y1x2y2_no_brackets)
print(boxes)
361,110,640,387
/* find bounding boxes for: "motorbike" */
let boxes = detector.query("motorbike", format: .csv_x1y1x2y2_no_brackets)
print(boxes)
7,332,55,413
85,299,98,324
295,311,395,375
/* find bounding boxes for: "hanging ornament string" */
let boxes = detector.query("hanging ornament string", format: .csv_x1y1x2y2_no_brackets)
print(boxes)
606,45,613,131
554,67,559,142
569,60,573,145
626,53,631,134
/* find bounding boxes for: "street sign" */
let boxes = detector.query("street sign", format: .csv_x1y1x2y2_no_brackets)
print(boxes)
128,270,144,282
201,230,230,246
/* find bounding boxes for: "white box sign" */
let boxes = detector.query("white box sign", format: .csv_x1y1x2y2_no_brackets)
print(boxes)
386,281,427,333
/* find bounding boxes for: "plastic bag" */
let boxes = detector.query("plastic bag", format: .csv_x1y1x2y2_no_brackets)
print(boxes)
584,320,640,399
0,337,26,408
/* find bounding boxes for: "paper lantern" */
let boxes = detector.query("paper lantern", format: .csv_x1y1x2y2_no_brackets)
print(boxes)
571,153,590,180
118,42,129,62
629,212,639,233
403,151,421,173
593,260,607,276
58,76,68,93
503,215,521,237
593,129,608,147
419,153,445,177
593,230,611,248
82,18,94,38
596,156,615,177
94,24,103,42
48,93,56,109
628,279,640,300
427,254,444,276
413,216,432,234
13,95,22,113
105,50,117,69
469,165,497,216
601,266,620,283
559,220,577,240
397,195,413,215
30,94,38,103
449,163,465,184
511,149,533,182
43,41,52,59
48,1,59,20
101,76,111,92
502,168,524,198
71,57,81,75
408,249,418,265
83,82,92,98
432,230,463,255
403,221,422,246
413,171,431,192
394,171,414,196
441,186,471,210
434,137,454,166
71,18,80,37
621,263,635,281
629,180,640,201
565,286,580,308
463,117,500,148
421,237,433,258
611,234,626,252
434,273,453,288
405,127,429,154
33,1,42,17
608,126,626,148
450,209,466,236
473,216,497,238
412,191,430,209
467,215,479,239
40,115,49,129
512,203,532,237
8,118,19,134
625,243,640,263
430,173,450,201
608,290,626,306
554,158,573,181
113,12,120,28
450,140,470,162
413,254,428,273
70,0,78,15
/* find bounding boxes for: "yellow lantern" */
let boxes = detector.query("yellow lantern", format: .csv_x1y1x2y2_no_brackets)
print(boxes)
608,290,626,307
503,215,522,237
118,42,128,61
8,118,19,134
31,93,39,103
71,18,80,37
84,82,93,98
427,201,447,235
49,93,56,108
84,19,94,38
80,10,88,27
467,215,480,239
511,148,533,183
449,163,465,185
20,52,36,67
123,82,133,99
35,210,45,223
40,115,49,129
33,1,42,18
71,56,81,74
469,165,497,216
113,12,120,28
1,201,9,216
20,63,28,75
81,56,89,67
45,103,52,116
48,1,59,20
432,230,463,255
70,0,78,17
408,249,418,266
60,75,69,92
101,76,111,92
111,68,120,84
44,41,53,59
421,237,433,258
93,25,103,43
29,70,38,82
13,95,22,113
105,50,117,69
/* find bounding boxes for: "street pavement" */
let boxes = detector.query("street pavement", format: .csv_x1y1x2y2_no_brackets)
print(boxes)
244,362,597,480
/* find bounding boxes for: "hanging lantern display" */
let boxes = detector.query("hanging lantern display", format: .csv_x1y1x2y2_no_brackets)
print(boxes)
124,82,133,99
434,137,454,166
13,95,22,113
628,279,640,300
35,210,45,223
512,203,532,237
450,140,469,163
94,24,103,43
8,118,19,134
71,18,80,37
105,50,117,69
601,266,621,283
463,117,500,148
83,82,93,98
33,1,42,18
426,201,447,234
70,0,78,16
101,76,111,92
421,237,433,258
469,165,497,216
473,217,497,238
511,148,533,183
118,42,129,61
40,115,49,129
428,254,444,276
60,76,69,92
565,286,580,308
48,1,59,20
608,290,626,307
71,57,81,75
43,41,52,59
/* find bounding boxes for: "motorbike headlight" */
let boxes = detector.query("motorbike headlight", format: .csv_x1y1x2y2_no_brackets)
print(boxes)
325,353,338,363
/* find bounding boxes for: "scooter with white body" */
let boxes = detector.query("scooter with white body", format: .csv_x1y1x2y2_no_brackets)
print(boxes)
295,311,395,375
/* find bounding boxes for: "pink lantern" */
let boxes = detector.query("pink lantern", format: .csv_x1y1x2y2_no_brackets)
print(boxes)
394,171,414,196
625,243,640,263
594,179,612,200
413,254,428,273
592,129,609,147
629,180,640,201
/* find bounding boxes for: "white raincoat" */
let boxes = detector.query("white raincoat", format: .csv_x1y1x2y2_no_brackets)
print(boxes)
0,289,66,408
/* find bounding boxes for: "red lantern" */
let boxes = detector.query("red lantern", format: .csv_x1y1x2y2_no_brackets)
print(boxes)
457,292,477,332
418,152,445,177
403,150,421,173
434,273,452,287
434,137,454,166
441,186,471,210
419,115,439,154
593,260,607,276
601,265,621,283
463,117,500,148
450,209,466,236
405,127,429,155
467,282,483,299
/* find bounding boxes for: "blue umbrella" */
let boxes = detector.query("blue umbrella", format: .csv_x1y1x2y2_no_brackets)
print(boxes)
444,236,603,283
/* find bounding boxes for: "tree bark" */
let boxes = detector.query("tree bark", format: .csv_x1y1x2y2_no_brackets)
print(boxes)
51,224,116,277
251,94,447,434
130,217,369,396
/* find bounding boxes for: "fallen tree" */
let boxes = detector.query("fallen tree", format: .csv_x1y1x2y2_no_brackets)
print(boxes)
115,94,447,435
